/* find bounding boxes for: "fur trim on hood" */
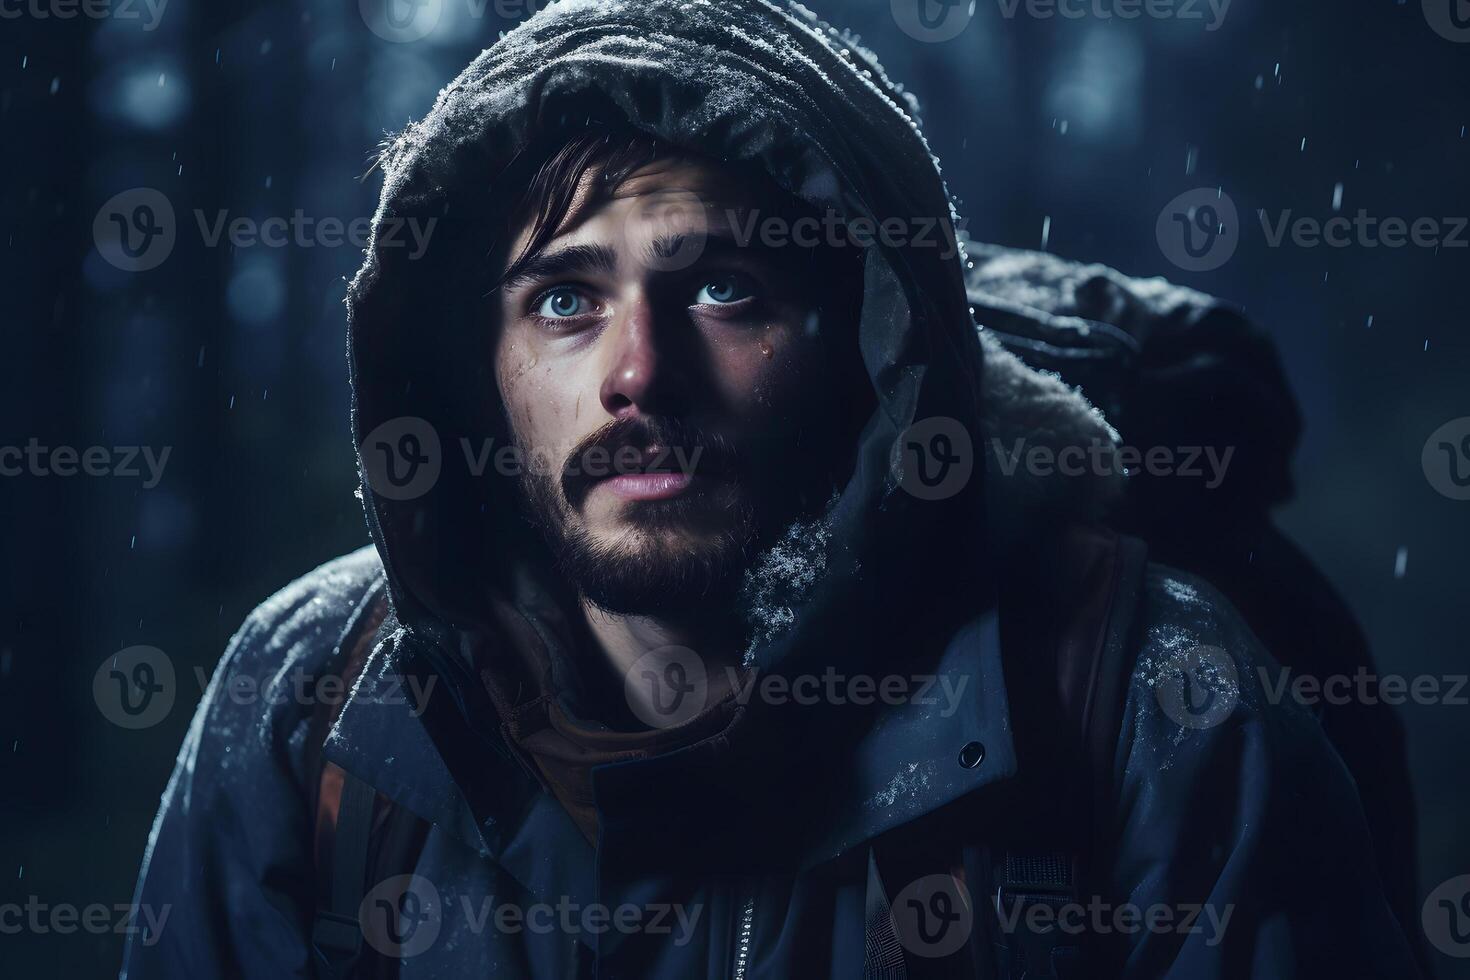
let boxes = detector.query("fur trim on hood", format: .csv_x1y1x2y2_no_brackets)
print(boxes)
977,329,1123,541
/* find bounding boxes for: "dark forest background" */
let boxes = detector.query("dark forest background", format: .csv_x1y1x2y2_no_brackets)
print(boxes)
2,0,1468,975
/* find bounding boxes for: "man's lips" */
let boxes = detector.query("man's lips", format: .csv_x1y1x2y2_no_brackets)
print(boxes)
596,471,697,501
565,441,734,504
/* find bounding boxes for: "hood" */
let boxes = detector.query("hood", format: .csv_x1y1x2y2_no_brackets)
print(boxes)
345,0,1120,682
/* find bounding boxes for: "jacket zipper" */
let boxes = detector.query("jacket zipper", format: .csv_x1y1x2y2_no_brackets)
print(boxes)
731,885,755,980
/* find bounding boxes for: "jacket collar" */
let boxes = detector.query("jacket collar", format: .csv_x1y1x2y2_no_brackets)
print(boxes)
323,631,506,857
323,605,1014,873
324,626,600,914
800,608,1015,867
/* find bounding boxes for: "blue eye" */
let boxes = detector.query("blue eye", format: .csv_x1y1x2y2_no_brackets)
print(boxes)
695,276,752,305
536,287,590,318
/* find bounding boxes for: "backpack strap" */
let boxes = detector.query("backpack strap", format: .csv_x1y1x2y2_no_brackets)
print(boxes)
307,583,391,979
313,771,378,978
990,526,1149,979
862,528,1146,979
991,851,1081,980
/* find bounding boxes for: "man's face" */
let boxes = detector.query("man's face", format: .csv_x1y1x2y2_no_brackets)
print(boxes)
494,154,855,615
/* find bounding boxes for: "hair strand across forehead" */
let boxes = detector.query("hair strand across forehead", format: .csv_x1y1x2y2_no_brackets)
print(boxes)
496,128,672,291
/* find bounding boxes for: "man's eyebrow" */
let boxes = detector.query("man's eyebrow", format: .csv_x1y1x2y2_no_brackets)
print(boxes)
646,232,709,265
646,229,781,265
498,243,620,293
498,228,787,296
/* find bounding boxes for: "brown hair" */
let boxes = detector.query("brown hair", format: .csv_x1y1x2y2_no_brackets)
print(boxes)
495,129,673,290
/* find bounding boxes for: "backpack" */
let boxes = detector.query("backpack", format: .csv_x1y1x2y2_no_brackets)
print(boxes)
964,244,1424,970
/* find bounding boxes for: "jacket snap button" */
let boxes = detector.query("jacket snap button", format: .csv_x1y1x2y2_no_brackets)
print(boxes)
958,741,985,769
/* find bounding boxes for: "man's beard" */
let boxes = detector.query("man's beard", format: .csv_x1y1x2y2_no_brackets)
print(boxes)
514,416,769,616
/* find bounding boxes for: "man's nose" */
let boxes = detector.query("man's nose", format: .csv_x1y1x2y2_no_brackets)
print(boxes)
598,297,686,417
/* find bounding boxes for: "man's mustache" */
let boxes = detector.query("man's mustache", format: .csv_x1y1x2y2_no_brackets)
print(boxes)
559,417,739,504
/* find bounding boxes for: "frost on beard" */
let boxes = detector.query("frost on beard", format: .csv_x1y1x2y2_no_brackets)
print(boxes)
737,503,836,666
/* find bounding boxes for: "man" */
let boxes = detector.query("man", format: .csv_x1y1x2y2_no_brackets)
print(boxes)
123,1,1419,977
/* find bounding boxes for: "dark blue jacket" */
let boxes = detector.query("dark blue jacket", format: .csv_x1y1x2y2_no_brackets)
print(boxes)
123,543,1416,978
